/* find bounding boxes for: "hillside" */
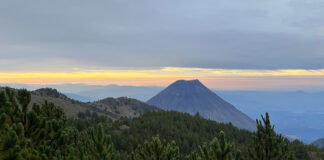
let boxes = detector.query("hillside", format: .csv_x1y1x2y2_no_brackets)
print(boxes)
1,87,324,160
92,97,160,118
147,80,256,131
74,110,318,160
110,110,253,157
32,88,159,119
313,138,324,148
1,87,158,119
31,88,92,117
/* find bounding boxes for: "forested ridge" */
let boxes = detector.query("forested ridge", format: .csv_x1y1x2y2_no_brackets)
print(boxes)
1,88,324,159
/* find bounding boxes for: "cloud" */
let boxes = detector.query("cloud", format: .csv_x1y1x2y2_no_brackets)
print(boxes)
0,0,324,71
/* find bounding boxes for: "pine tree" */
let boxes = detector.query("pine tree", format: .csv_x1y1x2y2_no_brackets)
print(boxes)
0,113,7,129
186,131,242,160
17,89,31,114
249,112,292,160
1,88,20,124
85,123,119,160
130,136,180,160
17,89,31,126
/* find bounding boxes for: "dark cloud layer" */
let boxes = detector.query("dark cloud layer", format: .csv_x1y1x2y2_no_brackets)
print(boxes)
0,0,324,71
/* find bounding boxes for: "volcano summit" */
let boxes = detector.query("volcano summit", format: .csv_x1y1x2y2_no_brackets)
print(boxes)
147,80,256,131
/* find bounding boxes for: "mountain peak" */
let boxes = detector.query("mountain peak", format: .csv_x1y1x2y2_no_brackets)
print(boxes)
175,79,200,83
147,80,256,131
173,79,202,85
33,88,69,100
168,79,208,90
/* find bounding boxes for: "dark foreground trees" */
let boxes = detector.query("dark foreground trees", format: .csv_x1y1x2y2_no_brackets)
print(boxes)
0,88,323,159
130,137,180,160
249,112,293,160
186,131,242,160
0,88,119,160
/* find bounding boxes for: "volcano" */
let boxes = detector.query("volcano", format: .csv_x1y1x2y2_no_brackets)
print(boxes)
147,79,256,131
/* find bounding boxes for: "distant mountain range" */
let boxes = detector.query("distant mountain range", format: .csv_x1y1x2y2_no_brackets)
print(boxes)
0,83,163,102
147,80,256,131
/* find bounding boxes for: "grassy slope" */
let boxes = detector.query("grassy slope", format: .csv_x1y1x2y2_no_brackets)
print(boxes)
1,86,158,119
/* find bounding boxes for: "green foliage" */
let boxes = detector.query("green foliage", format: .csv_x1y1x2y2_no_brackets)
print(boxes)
249,112,291,160
1,88,323,160
187,131,242,160
0,113,7,129
113,110,252,158
0,88,118,160
130,136,180,160
289,140,309,159
85,124,119,160
17,89,31,113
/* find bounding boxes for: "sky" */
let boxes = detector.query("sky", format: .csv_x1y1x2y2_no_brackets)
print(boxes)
1,0,324,90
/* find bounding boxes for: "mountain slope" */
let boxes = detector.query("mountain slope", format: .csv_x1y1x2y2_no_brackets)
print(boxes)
93,97,160,118
32,88,159,119
312,138,324,148
1,87,158,119
31,88,93,117
112,110,253,157
147,80,256,131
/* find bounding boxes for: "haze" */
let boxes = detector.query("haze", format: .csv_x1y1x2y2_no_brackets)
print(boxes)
1,0,324,90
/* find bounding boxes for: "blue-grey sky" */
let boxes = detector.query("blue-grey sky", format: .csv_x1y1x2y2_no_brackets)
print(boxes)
1,0,324,71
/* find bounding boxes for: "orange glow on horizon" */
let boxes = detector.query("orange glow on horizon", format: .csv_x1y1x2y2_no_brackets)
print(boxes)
1,67,324,90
